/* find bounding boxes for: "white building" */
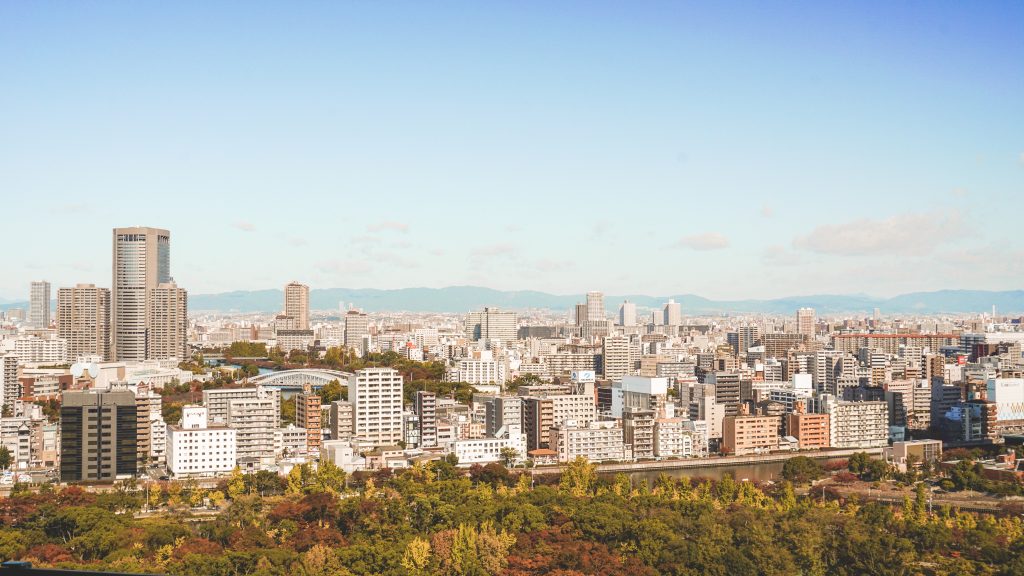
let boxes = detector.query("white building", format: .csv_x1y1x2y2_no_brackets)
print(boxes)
166,406,237,478
350,367,404,446
811,395,888,449
12,336,68,365
986,378,1024,422
455,350,507,385
453,424,527,465
550,420,627,463
653,418,696,458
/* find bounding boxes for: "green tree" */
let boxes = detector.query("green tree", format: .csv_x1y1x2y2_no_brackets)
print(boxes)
0,445,11,471
781,456,825,485
317,379,345,403
560,456,596,497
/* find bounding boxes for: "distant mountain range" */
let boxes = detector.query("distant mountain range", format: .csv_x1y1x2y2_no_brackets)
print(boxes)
3,287,1021,315
185,287,1023,315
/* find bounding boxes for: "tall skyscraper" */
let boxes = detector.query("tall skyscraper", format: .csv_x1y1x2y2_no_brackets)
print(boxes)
57,284,111,361
618,301,637,326
60,389,138,482
586,291,605,322
663,299,682,326
797,307,816,338
148,282,188,360
29,281,51,329
112,227,171,361
284,281,310,330
464,307,517,343
345,310,369,356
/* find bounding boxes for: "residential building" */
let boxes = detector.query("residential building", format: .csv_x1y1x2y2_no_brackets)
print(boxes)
623,407,656,459
550,420,627,463
329,400,355,441
29,281,50,329
722,413,780,455
796,307,816,338
148,282,187,361
226,396,278,465
602,335,632,382
413,391,436,448
653,418,697,458
203,386,280,425
787,410,830,450
284,281,310,330
350,367,404,445
57,284,111,361
295,385,323,454
344,310,369,356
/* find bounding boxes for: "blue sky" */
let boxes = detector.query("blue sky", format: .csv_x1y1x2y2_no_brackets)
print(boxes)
2,1,1022,301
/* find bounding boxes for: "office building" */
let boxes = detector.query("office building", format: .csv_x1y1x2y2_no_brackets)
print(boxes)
148,282,187,360
464,307,517,344
350,367,404,445
60,389,138,482
663,299,682,326
112,227,171,361
618,301,637,326
57,284,111,361
29,281,50,329
586,291,605,322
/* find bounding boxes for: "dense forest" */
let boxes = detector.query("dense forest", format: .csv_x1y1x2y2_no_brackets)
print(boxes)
0,457,1021,576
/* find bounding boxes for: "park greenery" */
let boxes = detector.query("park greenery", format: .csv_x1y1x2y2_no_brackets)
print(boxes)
0,456,1021,576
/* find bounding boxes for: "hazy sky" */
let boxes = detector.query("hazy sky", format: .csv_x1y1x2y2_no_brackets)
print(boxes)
2,2,1022,301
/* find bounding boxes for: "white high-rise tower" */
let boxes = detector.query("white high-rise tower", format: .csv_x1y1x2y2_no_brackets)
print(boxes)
112,227,171,361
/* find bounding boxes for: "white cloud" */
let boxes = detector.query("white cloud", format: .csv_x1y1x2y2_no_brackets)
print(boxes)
760,204,775,218
674,232,730,251
367,221,409,233
233,221,256,232
792,209,970,257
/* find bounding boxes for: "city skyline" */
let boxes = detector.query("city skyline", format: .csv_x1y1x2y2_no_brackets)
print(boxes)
3,2,1023,300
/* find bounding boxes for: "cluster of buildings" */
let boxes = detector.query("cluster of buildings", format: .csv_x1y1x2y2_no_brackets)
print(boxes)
3,230,1024,482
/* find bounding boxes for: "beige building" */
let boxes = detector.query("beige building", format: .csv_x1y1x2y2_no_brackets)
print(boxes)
796,307,816,338
602,335,633,382
345,310,370,356
722,414,780,456
29,280,51,329
112,227,171,362
148,282,188,360
57,284,111,361
284,282,310,330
